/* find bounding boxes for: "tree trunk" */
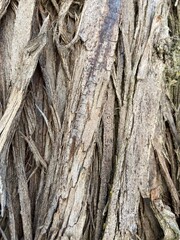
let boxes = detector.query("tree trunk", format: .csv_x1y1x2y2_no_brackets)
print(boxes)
0,0,180,239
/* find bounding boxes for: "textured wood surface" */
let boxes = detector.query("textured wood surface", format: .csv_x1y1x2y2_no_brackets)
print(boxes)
0,0,180,239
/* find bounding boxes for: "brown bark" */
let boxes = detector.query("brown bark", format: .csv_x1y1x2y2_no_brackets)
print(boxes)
0,0,180,240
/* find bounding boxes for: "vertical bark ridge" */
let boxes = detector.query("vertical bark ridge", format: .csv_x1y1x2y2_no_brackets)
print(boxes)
103,1,176,239
94,82,115,240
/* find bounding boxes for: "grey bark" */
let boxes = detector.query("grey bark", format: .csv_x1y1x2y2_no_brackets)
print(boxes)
0,0,180,240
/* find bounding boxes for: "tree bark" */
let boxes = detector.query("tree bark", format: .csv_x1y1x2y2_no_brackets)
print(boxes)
0,0,180,240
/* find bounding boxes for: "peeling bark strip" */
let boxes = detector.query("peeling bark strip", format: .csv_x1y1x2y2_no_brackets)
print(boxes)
70,0,121,144
13,133,32,240
35,1,121,239
103,0,177,239
0,0,48,221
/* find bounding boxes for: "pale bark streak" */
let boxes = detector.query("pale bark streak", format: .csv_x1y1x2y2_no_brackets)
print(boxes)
21,133,48,170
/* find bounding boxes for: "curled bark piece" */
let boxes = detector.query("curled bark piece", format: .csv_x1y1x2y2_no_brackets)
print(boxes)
152,199,180,240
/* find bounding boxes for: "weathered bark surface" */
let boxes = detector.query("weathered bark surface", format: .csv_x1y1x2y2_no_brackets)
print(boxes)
0,0,180,240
